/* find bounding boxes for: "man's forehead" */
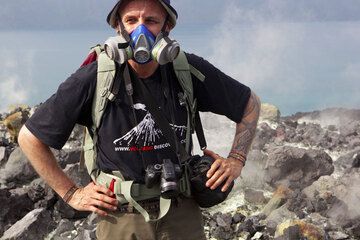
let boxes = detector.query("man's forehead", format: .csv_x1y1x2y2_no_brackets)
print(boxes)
119,0,167,18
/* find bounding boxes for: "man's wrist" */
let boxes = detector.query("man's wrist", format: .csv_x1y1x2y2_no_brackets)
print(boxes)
228,150,246,167
63,185,79,203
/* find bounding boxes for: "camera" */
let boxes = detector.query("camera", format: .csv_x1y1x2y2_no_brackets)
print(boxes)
145,159,182,199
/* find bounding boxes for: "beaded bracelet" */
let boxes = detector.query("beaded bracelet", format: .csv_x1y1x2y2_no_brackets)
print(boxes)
228,151,246,167
63,185,79,203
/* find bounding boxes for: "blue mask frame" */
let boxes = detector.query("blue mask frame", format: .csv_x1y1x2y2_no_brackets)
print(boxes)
130,24,156,64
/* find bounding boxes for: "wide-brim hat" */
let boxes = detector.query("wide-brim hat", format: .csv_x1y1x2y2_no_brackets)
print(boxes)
107,0,178,29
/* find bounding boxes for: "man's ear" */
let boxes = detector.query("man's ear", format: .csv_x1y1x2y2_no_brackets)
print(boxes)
116,19,127,35
165,20,173,33
116,25,121,35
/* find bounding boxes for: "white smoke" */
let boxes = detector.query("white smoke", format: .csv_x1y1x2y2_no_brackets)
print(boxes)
205,1,308,112
204,0,360,115
0,76,28,112
342,62,360,99
0,50,33,113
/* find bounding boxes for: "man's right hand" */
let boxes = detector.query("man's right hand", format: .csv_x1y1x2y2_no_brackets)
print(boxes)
68,182,118,216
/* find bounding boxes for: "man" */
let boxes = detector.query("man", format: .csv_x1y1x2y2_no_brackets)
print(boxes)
18,0,260,239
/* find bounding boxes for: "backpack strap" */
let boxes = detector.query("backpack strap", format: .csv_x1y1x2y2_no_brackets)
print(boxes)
92,51,117,128
91,44,103,57
81,50,117,181
173,51,206,152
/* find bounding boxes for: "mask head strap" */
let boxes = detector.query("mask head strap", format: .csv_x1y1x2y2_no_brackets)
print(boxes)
153,15,170,44
161,15,170,35
116,20,131,43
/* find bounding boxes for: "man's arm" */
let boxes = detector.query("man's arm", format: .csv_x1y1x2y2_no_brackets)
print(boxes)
18,125,118,216
204,91,261,191
230,91,261,160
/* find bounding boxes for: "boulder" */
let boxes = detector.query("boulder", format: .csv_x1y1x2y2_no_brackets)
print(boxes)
261,186,292,217
27,178,57,209
303,169,360,225
327,231,349,240
352,153,360,168
204,212,235,240
50,219,76,239
252,122,276,150
2,108,29,143
1,208,56,240
297,123,327,148
260,103,281,123
0,147,37,184
334,148,360,171
275,219,325,239
0,147,6,167
265,204,297,233
244,188,268,205
339,121,360,137
264,146,334,189
53,148,82,169
0,187,35,236
302,175,338,200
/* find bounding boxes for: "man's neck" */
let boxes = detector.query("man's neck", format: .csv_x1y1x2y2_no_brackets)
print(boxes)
128,60,159,79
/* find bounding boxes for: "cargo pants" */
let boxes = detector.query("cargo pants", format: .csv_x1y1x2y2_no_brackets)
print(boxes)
96,197,207,240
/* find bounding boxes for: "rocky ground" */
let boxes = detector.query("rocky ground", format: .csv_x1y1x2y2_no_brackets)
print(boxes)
0,104,359,240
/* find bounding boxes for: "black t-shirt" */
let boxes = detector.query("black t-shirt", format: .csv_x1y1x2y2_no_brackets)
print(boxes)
26,53,251,182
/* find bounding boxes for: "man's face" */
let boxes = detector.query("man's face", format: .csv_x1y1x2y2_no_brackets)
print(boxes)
119,0,169,36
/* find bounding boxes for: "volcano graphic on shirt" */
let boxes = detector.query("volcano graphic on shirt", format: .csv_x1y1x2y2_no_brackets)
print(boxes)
113,103,186,150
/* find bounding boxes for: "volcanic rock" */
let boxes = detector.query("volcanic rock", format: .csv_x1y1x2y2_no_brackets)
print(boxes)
0,147,6,167
261,186,292,217
2,107,29,143
27,178,57,209
264,146,334,189
1,104,360,239
352,153,360,168
334,148,360,171
252,122,276,150
265,204,297,234
327,231,349,240
275,219,325,240
0,147,37,184
260,103,281,123
244,188,268,205
1,208,56,240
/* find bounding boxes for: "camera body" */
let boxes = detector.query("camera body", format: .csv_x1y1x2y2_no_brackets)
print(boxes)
145,159,182,199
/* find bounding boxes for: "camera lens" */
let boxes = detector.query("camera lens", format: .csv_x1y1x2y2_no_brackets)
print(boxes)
160,179,178,199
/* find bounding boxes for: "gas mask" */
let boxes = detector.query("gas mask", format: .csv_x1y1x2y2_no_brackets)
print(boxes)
104,24,180,65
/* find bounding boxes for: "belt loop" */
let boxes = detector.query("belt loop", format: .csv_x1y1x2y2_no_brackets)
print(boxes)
127,203,134,213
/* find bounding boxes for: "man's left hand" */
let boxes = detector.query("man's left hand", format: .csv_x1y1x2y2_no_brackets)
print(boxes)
203,149,243,192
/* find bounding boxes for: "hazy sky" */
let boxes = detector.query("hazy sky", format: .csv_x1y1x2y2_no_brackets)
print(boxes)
1,0,360,30
0,0,359,115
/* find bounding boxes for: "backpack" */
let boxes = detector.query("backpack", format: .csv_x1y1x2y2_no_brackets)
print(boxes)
78,45,205,221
